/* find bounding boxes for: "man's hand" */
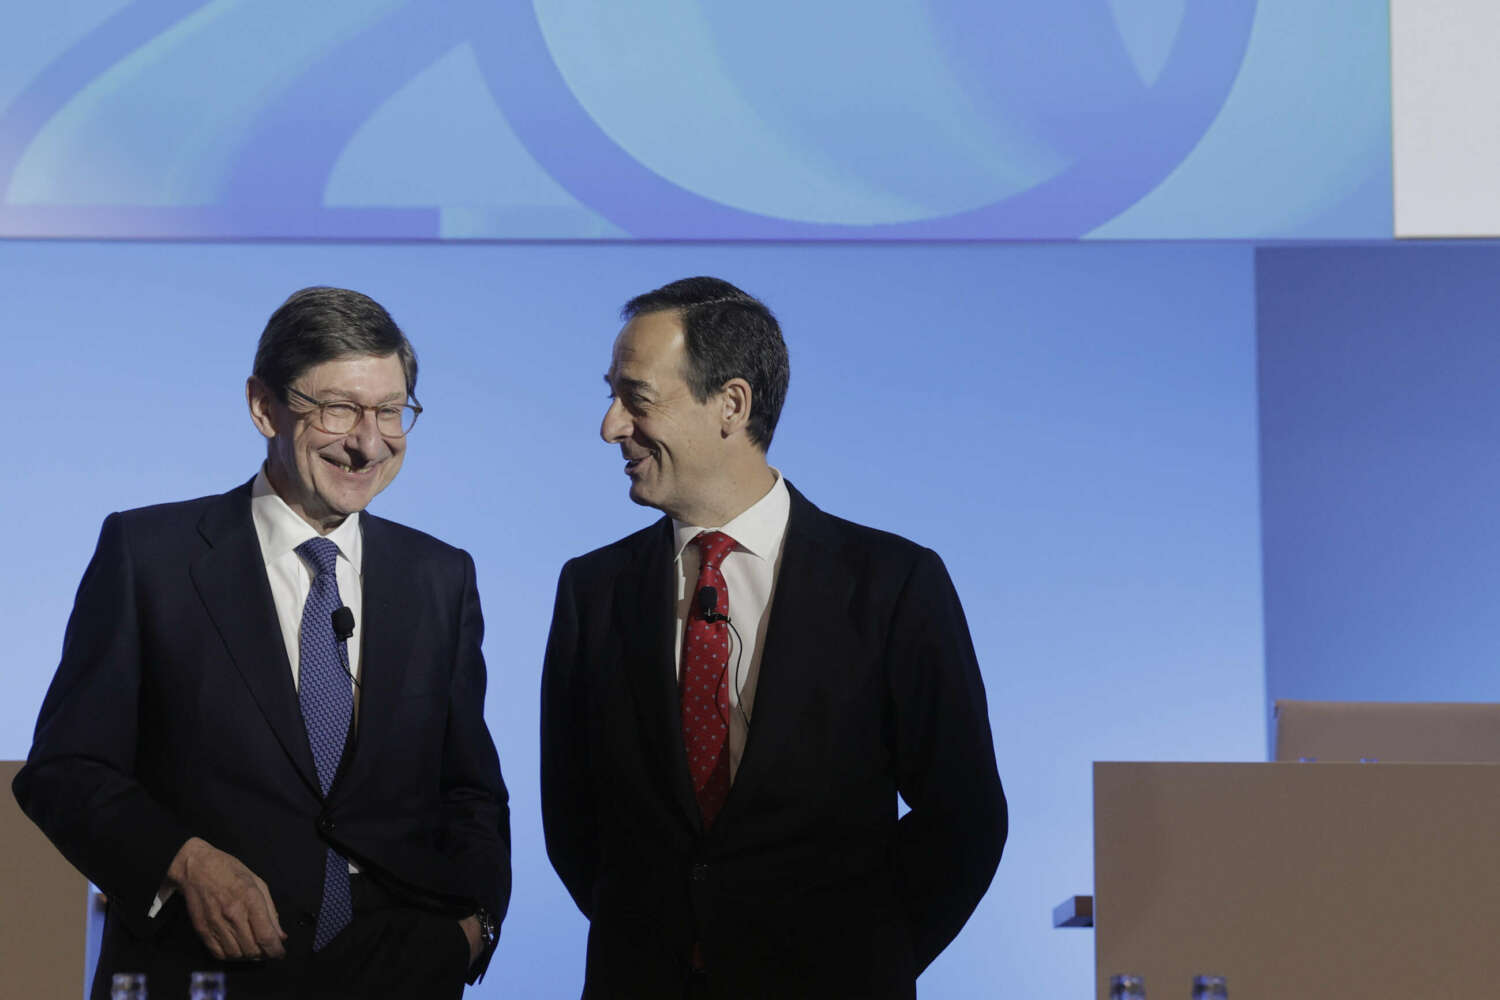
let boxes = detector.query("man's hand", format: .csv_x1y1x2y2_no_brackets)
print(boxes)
166,837,287,961
459,914,483,966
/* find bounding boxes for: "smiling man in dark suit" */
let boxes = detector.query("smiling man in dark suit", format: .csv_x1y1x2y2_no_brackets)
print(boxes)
541,277,1006,999
14,287,509,999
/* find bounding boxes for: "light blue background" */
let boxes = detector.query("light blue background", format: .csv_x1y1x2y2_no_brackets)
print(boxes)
3,240,1266,998
1258,245,1500,710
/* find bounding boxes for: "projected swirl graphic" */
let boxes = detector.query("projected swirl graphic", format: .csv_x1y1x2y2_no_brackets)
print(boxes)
473,0,1254,238
0,0,1380,240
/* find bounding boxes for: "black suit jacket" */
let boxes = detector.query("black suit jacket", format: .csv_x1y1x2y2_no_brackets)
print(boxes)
541,484,1005,999
13,481,510,996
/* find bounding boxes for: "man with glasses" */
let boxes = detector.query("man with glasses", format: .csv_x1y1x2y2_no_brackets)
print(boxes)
14,287,509,999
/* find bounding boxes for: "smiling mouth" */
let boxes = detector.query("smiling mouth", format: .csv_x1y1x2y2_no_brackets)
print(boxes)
623,452,654,474
323,455,377,476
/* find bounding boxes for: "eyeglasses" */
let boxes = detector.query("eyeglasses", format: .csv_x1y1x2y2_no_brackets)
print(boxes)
284,386,423,437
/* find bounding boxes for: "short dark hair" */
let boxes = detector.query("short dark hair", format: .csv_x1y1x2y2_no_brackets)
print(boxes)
252,286,418,401
621,277,789,450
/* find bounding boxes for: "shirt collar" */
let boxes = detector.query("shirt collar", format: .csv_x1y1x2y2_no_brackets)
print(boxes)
672,469,790,563
251,466,363,569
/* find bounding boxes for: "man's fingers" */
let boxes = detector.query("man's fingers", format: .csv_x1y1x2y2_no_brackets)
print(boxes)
185,897,232,961
249,883,287,958
199,921,229,961
256,876,288,943
221,900,262,959
250,918,286,959
203,935,228,962
184,890,262,959
169,840,288,960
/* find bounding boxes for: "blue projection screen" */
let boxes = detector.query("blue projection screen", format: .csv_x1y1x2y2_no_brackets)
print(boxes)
0,2,1389,240
3,240,1266,997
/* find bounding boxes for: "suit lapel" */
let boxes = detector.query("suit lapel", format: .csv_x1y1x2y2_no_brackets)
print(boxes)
340,512,419,794
718,485,856,829
190,482,321,797
617,518,703,829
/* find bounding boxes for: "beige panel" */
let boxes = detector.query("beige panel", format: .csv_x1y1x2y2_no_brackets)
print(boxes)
1274,700,1500,763
1094,762,1500,1000
0,761,88,1000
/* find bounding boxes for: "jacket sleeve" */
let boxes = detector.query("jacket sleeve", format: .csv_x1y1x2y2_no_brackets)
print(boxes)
439,549,512,983
11,513,193,939
540,560,598,917
886,547,1007,972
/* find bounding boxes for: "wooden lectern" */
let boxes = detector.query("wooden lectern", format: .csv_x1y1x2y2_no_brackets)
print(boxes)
1094,761,1500,999
1,760,90,999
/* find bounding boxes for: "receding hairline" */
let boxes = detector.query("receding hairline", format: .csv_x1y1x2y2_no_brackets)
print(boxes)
610,310,699,390
620,298,742,322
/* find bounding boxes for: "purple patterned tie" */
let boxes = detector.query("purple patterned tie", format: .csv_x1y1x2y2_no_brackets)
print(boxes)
295,537,354,950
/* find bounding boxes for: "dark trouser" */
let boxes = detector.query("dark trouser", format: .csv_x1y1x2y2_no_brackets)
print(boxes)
298,873,471,1000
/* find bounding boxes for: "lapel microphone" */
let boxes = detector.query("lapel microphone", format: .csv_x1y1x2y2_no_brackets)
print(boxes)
696,586,752,726
332,607,355,643
331,606,360,689
697,586,730,623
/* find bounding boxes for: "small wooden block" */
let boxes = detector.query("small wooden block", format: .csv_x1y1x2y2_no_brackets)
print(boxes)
1053,894,1094,928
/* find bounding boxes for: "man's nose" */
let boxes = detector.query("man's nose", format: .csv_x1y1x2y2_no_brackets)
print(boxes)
346,408,387,455
600,397,630,444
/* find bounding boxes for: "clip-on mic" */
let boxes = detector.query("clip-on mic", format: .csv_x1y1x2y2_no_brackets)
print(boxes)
695,587,748,725
697,586,730,623
331,606,360,689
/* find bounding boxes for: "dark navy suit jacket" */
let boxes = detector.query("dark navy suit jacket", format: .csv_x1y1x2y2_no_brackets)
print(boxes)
541,484,1005,999
14,480,510,996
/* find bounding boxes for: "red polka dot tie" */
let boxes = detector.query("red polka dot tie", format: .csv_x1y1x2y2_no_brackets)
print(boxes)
681,530,736,828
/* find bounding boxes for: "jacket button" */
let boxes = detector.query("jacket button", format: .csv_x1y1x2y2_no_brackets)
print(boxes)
317,816,334,835
691,863,709,882
297,913,314,928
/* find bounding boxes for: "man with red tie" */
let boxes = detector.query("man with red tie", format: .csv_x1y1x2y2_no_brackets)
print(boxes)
541,277,1007,999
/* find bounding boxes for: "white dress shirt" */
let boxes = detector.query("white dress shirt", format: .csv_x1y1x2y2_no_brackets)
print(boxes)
672,470,791,781
250,467,364,692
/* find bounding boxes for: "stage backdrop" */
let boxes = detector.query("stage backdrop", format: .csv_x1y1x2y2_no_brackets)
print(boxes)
2,239,1266,998
1259,244,1500,714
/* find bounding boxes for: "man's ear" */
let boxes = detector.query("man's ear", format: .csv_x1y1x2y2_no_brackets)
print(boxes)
246,376,278,440
719,378,753,438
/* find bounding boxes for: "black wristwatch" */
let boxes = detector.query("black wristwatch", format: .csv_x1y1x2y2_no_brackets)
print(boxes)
475,907,499,951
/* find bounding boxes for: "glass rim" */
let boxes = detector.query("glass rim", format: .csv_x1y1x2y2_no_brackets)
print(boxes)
283,385,421,436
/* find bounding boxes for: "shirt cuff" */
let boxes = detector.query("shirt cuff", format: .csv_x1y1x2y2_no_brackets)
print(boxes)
148,884,175,918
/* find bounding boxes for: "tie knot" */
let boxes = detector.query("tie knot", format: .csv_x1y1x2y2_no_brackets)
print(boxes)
296,537,340,578
693,530,736,569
